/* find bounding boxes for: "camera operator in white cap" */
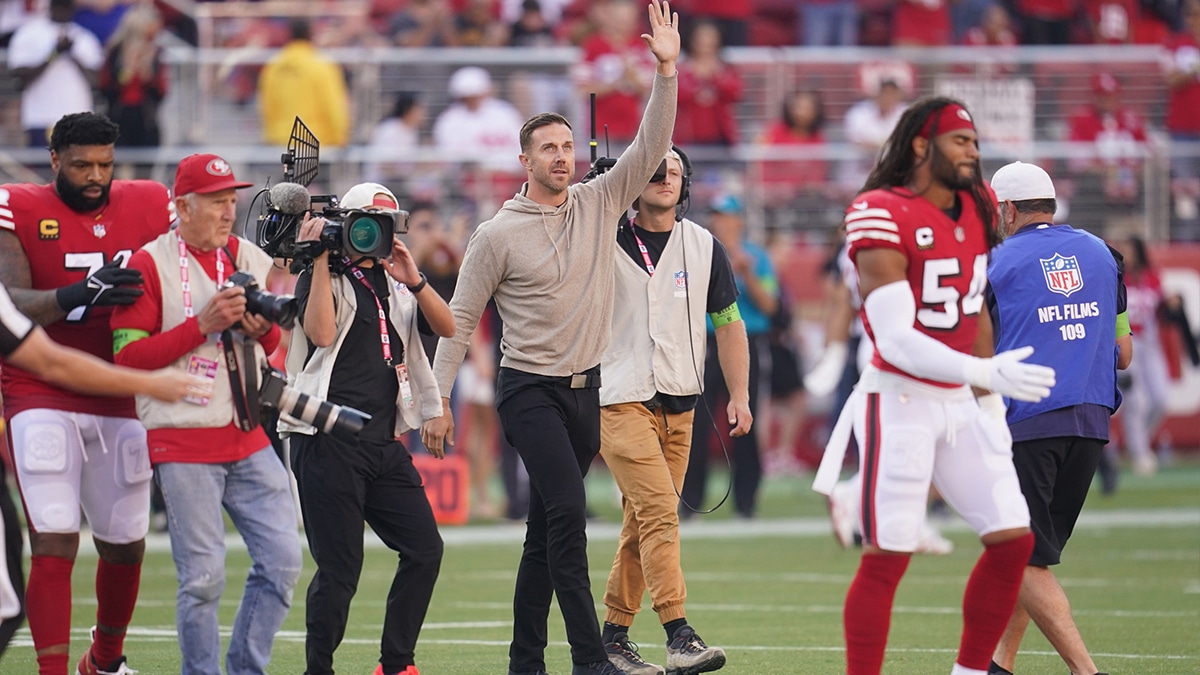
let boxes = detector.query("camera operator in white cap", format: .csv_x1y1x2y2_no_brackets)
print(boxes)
986,160,1130,675
281,182,454,675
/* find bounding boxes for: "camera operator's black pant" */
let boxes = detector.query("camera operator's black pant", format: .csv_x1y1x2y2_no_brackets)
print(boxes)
496,367,608,672
290,433,443,675
682,332,768,518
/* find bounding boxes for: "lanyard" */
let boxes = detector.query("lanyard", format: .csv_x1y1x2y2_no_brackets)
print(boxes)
630,221,655,276
178,237,225,320
179,237,255,430
346,260,393,367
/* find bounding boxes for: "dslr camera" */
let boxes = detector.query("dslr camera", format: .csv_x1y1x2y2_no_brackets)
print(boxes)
259,367,370,440
222,271,299,330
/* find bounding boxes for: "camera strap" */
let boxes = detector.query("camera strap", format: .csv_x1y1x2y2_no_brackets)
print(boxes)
346,260,394,367
220,329,257,432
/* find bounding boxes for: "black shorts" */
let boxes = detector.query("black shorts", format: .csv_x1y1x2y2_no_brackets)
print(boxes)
1011,436,1104,566
768,341,804,397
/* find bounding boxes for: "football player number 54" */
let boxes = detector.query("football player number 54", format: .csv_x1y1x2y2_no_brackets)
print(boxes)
917,253,988,330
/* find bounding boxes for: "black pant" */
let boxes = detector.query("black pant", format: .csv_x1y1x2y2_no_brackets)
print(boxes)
290,433,443,675
496,367,607,671
682,332,767,518
0,460,25,657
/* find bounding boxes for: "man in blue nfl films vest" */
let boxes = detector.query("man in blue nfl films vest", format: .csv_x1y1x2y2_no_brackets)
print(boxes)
984,161,1132,675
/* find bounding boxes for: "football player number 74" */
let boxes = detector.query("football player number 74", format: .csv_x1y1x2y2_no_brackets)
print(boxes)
63,249,134,322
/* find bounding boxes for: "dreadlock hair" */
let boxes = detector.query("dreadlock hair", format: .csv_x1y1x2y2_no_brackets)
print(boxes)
860,96,999,248
48,112,120,153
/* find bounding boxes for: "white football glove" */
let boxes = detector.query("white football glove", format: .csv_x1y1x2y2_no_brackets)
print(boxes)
964,346,1056,403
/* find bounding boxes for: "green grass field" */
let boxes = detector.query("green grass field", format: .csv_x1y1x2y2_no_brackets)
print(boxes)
4,460,1198,674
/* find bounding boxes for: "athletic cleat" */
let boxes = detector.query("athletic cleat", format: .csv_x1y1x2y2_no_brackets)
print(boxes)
828,479,859,549
665,626,725,675
605,633,665,675
373,665,419,675
76,652,137,675
987,659,1013,675
76,626,137,675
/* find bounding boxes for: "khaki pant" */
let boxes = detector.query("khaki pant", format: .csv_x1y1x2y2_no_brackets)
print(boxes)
600,402,694,626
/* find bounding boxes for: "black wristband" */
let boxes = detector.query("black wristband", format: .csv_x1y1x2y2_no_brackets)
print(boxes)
409,272,428,294
55,281,90,311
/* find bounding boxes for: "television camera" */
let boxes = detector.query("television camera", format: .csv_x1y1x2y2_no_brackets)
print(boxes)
255,118,408,264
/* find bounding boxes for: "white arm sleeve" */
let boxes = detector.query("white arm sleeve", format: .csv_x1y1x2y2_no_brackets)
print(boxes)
863,280,980,385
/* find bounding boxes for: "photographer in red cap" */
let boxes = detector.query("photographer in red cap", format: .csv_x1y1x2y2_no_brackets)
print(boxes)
0,111,174,675
812,97,1056,675
110,153,302,675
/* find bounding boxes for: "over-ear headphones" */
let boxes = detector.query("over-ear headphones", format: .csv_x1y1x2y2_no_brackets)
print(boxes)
673,143,692,207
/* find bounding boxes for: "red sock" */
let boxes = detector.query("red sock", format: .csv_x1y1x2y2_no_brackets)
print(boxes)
93,559,142,665
844,553,911,675
958,533,1035,670
26,555,74,675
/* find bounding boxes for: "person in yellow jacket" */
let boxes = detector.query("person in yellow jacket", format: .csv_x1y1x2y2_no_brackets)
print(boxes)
258,19,350,147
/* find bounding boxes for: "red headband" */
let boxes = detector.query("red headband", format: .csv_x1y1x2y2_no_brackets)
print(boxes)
919,104,976,139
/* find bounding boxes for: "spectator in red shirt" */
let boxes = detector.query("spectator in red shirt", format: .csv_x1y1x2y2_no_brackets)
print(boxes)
574,0,655,144
756,89,828,207
893,0,953,46
1165,0,1200,235
675,20,742,146
100,3,168,148
1066,72,1147,205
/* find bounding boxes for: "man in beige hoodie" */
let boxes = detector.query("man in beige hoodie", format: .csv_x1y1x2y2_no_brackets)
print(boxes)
422,3,680,673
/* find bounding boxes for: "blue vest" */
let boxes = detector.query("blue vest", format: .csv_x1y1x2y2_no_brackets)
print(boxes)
988,224,1121,427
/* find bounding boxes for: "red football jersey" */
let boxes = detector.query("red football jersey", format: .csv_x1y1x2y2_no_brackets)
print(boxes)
845,187,991,387
0,180,173,417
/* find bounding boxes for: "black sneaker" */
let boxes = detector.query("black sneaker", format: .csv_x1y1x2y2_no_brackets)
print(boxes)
665,626,725,675
605,633,665,675
988,661,1013,675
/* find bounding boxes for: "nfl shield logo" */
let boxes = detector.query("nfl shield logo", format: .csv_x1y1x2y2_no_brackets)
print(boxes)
93,223,107,238
1040,253,1083,297
673,270,688,289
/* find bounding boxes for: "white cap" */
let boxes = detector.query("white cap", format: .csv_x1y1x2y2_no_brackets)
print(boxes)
990,161,1056,202
449,66,492,98
340,182,399,211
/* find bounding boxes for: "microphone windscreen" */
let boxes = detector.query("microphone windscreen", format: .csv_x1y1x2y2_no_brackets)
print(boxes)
268,182,311,215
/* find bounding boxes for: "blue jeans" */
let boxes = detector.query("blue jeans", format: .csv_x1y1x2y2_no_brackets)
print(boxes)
156,447,302,675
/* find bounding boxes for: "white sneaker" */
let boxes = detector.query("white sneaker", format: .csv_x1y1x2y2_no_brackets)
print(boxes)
828,480,859,549
915,521,954,556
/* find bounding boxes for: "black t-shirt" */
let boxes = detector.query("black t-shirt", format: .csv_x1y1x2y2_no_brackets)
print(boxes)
295,264,405,441
615,219,740,411
615,219,739,314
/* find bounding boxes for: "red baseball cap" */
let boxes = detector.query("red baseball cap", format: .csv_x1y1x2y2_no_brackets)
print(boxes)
173,153,254,197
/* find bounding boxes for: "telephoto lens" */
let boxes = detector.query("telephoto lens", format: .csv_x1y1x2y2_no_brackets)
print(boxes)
259,368,371,440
